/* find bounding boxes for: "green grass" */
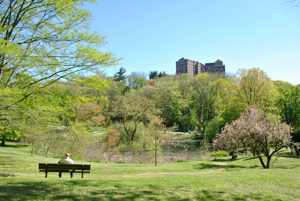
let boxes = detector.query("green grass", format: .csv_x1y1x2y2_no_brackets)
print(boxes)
1,143,300,200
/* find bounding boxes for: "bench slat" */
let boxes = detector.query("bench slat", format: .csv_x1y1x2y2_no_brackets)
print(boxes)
39,163,91,170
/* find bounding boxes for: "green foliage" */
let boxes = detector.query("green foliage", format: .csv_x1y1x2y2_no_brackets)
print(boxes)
149,71,166,79
199,136,211,153
276,84,300,128
211,150,229,160
232,68,278,110
114,67,127,83
110,90,159,142
0,129,21,146
191,73,219,133
109,121,146,145
115,158,127,164
173,159,189,163
204,115,223,142
0,0,119,154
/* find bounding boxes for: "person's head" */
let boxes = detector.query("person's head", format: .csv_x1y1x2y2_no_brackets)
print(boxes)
66,153,70,157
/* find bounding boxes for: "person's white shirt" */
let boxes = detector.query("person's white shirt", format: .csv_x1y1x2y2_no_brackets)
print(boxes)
58,157,74,164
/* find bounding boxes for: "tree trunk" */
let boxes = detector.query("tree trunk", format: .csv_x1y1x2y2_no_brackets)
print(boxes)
266,156,271,169
294,146,300,158
1,138,5,146
258,156,267,169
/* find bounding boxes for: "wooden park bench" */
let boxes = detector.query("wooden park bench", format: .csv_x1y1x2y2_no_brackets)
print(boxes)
39,163,91,178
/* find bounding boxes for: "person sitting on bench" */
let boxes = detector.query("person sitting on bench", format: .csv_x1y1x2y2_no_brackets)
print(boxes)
58,153,74,178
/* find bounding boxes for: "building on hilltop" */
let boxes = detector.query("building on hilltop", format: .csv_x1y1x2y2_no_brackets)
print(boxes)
176,58,225,76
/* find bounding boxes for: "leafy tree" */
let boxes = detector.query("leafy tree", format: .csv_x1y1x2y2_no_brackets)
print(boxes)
157,71,166,78
217,78,244,126
232,68,277,111
213,106,291,169
110,90,159,142
74,102,105,127
175,74,196,131
276,84,300,128
148,71,165,79
0,0,119,100
191,73,218,134
114,67,127,83
149,71,158,80
273,80,293,90
76,76,113,127
126,72,147,90
0,0,119,134
0,128,20,146
155,77,182,127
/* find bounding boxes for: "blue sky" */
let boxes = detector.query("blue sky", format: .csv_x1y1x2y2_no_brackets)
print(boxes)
85,0,300,85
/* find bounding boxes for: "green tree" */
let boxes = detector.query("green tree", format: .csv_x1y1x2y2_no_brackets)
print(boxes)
148,71,165,79
191,73,218,134
155,76,182,127
175,74,196,131
114,67,127,83
126,72,147,90
0,128,20,146
232,68,277,111
148,71,158,79
276,84,300,128
0,0,119,132
110,90,159,142
217,78,244,126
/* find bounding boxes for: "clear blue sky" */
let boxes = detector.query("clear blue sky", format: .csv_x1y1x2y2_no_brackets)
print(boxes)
85,0,300,85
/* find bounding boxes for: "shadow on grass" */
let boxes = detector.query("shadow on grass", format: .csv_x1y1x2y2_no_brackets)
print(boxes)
0,180,268,201
194,163,259,170
280,153,299,159
1,144,29,148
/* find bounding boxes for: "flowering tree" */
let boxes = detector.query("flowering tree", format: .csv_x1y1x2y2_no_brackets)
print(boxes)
213,106,291,169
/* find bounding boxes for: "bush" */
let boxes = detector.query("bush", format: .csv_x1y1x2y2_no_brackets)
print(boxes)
211,150,229,160
174,159,189,163
116,158,127,164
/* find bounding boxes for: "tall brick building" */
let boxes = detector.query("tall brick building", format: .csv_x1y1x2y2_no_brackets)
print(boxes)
176,58,225,76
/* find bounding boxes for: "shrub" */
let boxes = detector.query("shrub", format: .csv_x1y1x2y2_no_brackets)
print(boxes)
211,150,229,160
174,159,189,163
116,158,127,164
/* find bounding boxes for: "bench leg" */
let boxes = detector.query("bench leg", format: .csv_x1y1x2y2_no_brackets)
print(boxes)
45,172,48,178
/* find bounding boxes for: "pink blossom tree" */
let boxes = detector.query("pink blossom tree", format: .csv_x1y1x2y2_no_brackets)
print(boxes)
213,106,291,169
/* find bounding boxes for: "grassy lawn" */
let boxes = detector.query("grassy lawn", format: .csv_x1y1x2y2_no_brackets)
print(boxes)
1,143,300,200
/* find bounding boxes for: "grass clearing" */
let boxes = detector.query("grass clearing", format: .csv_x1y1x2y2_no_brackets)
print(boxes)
1,143,300,200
